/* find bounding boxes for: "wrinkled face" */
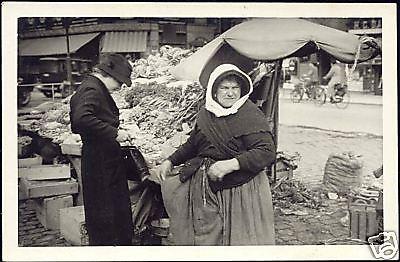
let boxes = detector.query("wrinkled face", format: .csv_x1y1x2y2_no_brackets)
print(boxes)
215,79,241,108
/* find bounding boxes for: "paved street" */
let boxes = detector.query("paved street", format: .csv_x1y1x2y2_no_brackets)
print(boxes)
279,95,383,136
277,92,383,189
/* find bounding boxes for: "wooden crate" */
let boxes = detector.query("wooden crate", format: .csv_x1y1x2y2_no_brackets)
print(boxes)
59,205,88,246
18,184,29,200
61,143,82,156
33,195,73,230
18,164,71,180
348,196,379,241
18,155,43,168
20,178,78,199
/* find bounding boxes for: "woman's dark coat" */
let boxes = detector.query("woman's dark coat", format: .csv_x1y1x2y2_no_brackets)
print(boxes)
70,75,133,245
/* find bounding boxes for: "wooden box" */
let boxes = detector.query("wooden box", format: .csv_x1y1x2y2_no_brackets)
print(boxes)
59,205,89,246
18,164,71,180
20,178,78,199
33,195,73,230
348,196,379,241
61,143,82,156
18,184,29,200
18,155,42,168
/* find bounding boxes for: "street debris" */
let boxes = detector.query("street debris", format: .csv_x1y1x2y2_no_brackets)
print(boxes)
272,179,324,210
327,192,339,200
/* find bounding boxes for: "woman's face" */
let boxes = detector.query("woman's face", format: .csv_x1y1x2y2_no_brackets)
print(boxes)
215,78,241,108
104,76,122,91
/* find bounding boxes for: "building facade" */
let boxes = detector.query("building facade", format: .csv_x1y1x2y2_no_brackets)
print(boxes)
347,18,382,95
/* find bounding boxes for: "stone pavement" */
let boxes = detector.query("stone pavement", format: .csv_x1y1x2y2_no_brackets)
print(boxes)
274,199,350,245
18,197,354,246
18,200,71,247
278,125,383,190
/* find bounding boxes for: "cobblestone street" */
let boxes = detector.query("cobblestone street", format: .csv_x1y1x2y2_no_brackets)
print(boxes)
278,124,383,190
18,124,383,247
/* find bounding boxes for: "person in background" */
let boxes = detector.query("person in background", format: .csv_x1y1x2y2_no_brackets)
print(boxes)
125,54,135,68
156,63,276,245
322,60,347,102
303,61,319,90
70,53,133,246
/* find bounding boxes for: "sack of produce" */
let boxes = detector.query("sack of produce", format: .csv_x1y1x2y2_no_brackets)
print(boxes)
323,151,363,193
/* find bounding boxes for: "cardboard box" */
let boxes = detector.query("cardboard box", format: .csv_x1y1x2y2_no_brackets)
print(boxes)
34,195,73,230
18,164,71,180
20,178,78,199
59,205,88,246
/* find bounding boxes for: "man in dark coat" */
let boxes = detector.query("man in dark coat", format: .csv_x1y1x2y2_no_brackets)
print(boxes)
69,53,133,246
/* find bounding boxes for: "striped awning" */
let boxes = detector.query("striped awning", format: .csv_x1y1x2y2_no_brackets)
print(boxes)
100,31,147,53
18,33,99,56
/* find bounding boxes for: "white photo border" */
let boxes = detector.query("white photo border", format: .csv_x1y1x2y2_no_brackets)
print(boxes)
2,2,398,261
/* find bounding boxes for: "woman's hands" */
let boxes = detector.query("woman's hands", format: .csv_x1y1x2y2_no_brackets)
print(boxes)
156,159,173,182
208,158,240,182
155,158,240,183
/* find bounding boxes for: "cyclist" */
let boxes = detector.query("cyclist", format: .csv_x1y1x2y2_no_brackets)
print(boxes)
301,61,319,98
322,60,347,103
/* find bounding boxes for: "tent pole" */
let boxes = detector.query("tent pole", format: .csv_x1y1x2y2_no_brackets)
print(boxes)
272,60,282,184
273,60,282,149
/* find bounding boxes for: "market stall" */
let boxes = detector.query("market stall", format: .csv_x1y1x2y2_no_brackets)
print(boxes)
18,18,381,245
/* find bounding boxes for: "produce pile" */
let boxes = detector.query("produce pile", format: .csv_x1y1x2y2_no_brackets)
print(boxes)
18,136,32,147
18,101,74,145
131,45,195,79
18,45,203,168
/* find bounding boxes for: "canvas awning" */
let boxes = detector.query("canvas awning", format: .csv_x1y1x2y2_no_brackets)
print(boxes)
172,18,380,86
100,31,147,53
18,33,100,56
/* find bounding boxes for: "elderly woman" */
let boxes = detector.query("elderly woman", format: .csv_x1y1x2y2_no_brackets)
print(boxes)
157,64,276,245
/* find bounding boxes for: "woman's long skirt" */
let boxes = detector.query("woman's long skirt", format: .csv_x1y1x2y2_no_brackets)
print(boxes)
81,140,133,246
161,168,275,245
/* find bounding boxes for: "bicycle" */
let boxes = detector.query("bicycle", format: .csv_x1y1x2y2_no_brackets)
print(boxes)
315,83,351,109
289,76,319,103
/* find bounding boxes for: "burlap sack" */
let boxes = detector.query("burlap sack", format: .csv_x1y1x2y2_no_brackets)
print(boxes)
323,152,363,193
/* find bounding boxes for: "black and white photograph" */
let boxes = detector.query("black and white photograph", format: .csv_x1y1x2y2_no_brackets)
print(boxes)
2,2,398,261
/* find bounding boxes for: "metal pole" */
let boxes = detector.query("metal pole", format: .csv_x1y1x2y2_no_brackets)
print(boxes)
65,18,73,97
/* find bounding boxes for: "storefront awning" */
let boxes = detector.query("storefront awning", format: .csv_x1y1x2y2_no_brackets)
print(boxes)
19,33,100,56
100,31,147,53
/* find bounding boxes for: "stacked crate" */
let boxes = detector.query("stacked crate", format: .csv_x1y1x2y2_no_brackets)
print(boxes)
348,192,381,241
19,157,78,231
59,205,89,246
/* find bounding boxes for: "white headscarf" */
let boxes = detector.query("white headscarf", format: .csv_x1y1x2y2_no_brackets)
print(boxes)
205,64,253,118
